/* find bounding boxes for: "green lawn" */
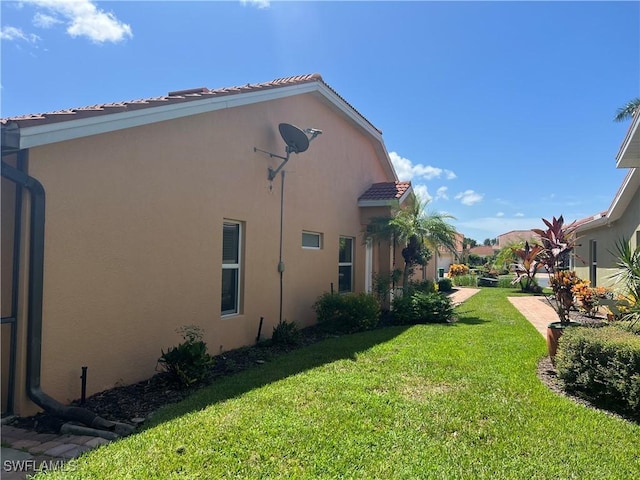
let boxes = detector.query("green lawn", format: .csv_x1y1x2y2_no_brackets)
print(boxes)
41,289,640,479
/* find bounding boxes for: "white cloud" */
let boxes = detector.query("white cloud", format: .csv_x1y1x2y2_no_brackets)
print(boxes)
33,12,61,28
454,190,484,206
0,26,40,43
389,151,457,182
240,0,271,8
412,184,432,202
496,212,505,217
515,212,525,217
435,186,448,200
25,0,132,43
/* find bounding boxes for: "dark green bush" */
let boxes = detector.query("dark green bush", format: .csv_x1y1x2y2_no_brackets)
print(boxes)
157,325,214,387
409,279,437,294
313,292,380,333
271,319,300,347
391,291,455,325
438,278,453,292
555,326,640,419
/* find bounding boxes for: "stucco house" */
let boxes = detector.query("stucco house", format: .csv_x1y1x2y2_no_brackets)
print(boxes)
1,74,410,419
497,230,539,249
573,112,640,288
435,231,464,278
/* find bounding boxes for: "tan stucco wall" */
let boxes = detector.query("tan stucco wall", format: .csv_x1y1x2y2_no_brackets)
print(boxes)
574,185,640,291
9,93,393,414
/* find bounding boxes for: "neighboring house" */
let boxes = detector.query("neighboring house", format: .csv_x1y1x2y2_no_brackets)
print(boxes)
497,230,539,248
573,112,640,288
1,74,408,417
468,245,498,258
435,231,464,278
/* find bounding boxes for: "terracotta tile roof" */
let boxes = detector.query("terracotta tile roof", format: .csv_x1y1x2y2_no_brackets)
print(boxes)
358,181,412,201
573,211,607,227
1,74,381,133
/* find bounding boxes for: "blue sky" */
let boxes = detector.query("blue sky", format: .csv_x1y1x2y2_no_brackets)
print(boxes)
1,1,638,243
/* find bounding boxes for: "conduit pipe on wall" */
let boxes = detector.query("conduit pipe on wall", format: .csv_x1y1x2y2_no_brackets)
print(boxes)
1,158,117,431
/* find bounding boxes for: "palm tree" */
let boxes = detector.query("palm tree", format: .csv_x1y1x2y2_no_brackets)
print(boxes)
614,97,640,122
366,193,458,291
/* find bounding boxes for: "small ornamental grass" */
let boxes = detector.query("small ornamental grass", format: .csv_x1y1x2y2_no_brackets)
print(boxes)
271,319,301,348
156,325,214,387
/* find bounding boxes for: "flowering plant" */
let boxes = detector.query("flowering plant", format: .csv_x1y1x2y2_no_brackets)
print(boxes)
448,264,469,277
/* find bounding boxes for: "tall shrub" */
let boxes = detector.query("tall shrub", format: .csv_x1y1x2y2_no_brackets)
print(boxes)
391,291,454,325
555,325,640,418
313,292,380,333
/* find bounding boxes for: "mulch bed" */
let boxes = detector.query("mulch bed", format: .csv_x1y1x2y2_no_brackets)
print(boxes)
7,326,332,434
7,308,635,435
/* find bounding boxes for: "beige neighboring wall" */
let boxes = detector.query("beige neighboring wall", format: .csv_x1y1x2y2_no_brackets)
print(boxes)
574,179,640,289
7,92,393,415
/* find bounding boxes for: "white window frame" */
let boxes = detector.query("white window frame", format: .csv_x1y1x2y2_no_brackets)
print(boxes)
302,231,322,250
338,236,354,293
222,221,242,316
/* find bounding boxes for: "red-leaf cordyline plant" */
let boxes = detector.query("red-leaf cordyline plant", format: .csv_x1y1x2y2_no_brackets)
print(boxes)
532,215,579,325
511,241,545,292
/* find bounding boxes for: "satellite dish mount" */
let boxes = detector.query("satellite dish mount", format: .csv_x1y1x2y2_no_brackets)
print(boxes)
254,123,322,181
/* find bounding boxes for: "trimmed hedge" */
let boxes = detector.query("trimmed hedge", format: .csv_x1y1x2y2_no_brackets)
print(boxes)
438,278,453,292
555,325,640,419
391,291,455,325
313,292,380,333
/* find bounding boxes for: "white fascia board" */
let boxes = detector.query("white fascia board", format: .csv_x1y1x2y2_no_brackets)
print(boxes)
18,82,339,149
314,83,398,181
605,167,639,221
616,113,640,168
314,83,383,142
358,199,399,208
397,185,413,205
576,168,639,232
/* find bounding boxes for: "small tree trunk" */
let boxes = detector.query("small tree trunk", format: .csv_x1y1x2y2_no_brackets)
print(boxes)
402,262,411,293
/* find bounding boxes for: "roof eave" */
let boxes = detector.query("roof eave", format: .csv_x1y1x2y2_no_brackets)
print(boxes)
11,82,322,150
358,199,400,208
576,168,639,232
616,111,640,168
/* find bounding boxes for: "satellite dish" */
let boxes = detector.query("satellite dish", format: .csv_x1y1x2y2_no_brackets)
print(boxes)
279,123,309,154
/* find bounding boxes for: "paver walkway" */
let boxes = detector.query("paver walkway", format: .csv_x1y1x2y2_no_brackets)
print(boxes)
507,295,557,336
1,425,112,479
448,287,481,306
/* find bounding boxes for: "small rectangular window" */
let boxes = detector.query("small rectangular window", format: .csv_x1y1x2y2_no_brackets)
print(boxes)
222,221,241,315
338,236,354,293
302,231,322,249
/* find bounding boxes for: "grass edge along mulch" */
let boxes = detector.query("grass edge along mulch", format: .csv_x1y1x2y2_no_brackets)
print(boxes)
37,288,640,480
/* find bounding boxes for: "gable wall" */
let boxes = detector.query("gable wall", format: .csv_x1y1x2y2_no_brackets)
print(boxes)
16,93,391,413
574,185,640,289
